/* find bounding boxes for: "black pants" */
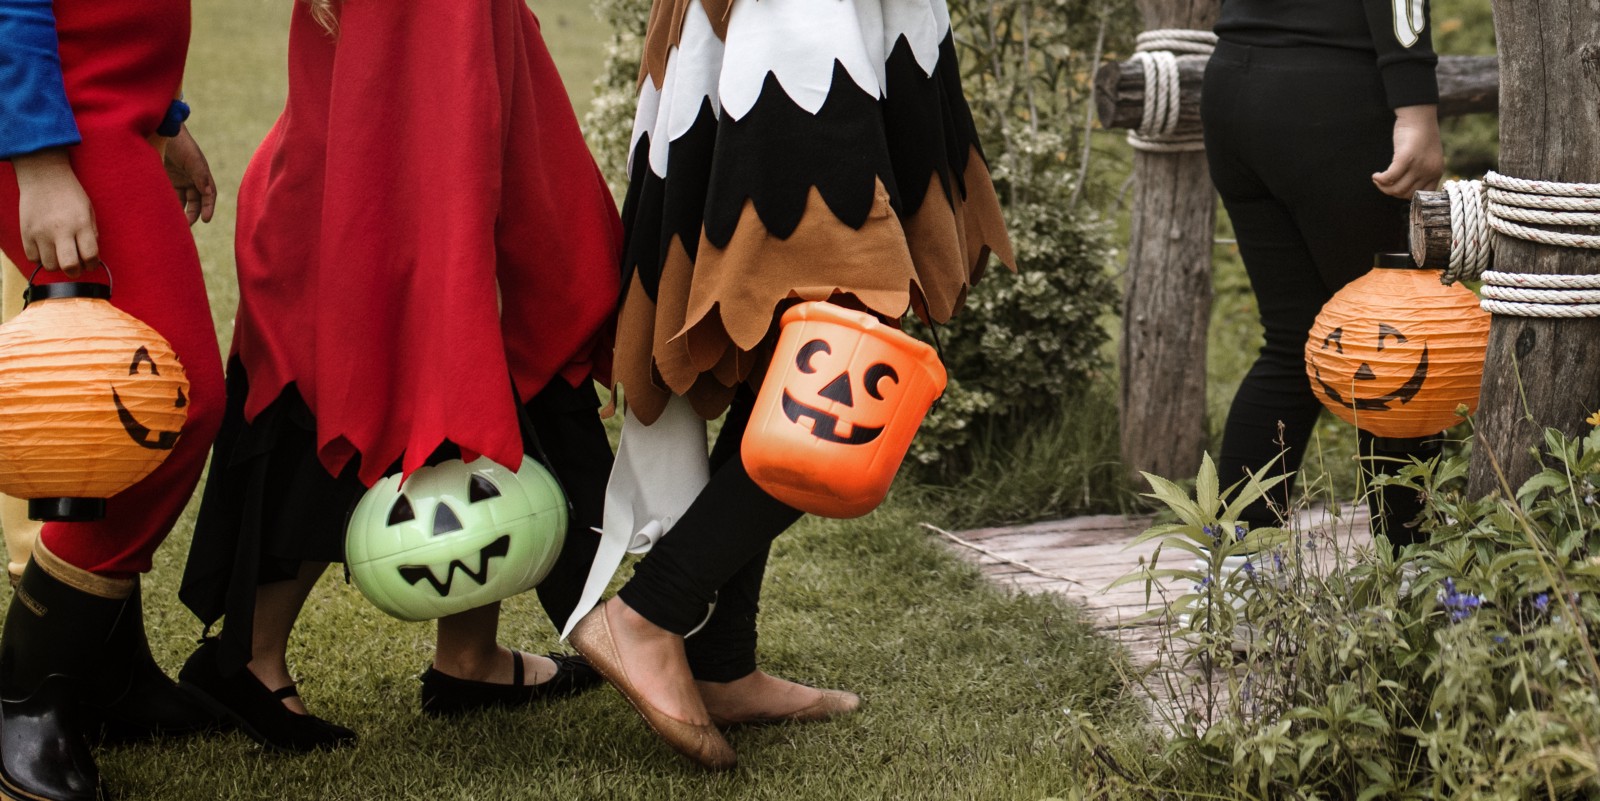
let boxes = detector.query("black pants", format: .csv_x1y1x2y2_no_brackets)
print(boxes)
1202,41,1438,545
617,386,804,682
179,360,609,673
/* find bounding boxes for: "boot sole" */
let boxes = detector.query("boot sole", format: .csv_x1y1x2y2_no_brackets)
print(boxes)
0,772,84,801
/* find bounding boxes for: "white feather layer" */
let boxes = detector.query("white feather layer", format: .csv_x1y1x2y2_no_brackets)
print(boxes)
630,0,952,178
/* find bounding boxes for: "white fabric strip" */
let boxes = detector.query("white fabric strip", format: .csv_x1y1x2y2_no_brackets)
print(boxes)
560,396,711,640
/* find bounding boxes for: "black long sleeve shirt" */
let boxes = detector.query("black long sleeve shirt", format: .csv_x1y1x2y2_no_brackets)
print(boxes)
1215,0,1439,108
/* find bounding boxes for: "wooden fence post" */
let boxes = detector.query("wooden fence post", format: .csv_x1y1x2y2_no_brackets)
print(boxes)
1116,0,1220,486
1468,2,1600,495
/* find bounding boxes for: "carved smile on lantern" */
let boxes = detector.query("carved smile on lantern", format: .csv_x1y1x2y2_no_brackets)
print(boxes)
112,347,186,451
398,534,512,596
780,339,898,445
1311,324,1429,411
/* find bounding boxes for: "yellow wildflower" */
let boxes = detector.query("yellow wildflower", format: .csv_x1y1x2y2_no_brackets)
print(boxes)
1588,410,1600,427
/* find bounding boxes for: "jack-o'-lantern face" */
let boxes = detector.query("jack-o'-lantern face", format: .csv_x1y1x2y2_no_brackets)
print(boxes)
386,473,516,596
1310,323,1428,412
780,339,900,445
345,457,568,621
112,346,187,450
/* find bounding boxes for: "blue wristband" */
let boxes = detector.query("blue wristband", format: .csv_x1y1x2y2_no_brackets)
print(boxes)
156,98,190,137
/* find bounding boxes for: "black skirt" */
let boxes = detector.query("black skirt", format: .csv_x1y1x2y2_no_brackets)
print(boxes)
178,358,612,674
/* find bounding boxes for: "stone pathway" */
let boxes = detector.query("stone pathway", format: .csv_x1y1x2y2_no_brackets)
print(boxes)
933,504,1376,670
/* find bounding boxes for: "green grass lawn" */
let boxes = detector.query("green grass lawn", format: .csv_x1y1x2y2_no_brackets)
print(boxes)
0,2,1157,798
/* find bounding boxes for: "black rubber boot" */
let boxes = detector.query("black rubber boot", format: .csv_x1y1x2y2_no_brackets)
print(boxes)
0,559,125,801
88,581,222,743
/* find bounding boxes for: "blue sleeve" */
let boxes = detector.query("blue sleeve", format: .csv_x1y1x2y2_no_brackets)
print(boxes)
0,0,82,160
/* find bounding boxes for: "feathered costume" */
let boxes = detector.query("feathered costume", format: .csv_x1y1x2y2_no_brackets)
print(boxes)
569,0,1013,641
614,0,1013,424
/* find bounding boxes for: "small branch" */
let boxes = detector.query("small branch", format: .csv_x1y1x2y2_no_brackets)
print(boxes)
1069,3,1112,212
921,522,1085,586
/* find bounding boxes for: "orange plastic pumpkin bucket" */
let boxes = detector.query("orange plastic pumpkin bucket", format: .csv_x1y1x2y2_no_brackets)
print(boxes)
742,302,946,518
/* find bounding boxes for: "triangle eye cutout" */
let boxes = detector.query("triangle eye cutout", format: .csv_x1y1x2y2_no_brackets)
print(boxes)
1377,323,1408,350
388,495,416,526
469,474,501,503
433,504,464,536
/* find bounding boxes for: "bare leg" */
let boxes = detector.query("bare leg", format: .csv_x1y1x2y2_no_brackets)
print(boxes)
246,561,326,714
433,602,556,685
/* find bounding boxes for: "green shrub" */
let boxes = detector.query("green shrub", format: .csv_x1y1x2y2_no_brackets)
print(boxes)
582,0,649,196
906,0,1132,476
1119,420,1600,800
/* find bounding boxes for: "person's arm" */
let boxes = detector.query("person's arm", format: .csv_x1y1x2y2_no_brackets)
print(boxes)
1364,0,1443,199
163,123,217,226
1,0,98,275
1372,103,1443,200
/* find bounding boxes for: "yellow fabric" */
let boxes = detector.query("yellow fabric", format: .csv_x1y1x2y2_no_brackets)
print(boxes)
0,256,39,580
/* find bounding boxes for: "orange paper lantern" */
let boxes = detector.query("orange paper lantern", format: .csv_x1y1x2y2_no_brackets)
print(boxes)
743,302,946,518
1305,254,1489,439
0,281,189,521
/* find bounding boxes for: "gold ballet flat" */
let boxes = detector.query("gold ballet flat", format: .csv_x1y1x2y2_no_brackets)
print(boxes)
569,604,737,771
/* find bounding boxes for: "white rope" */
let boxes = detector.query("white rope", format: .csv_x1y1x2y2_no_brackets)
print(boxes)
1479,270,1600,318
1480,285,1600,304
1481,270,1600,290
1484,171,1600,250
1126,29,1215,154
1435,173,1600,317
1443,180,1490,284
1480,299,1600,318
1487,172,1600,199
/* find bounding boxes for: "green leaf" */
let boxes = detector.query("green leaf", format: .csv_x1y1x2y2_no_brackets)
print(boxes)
1220,459,1291,523
1129,523,1197,547
1195,452,1220,516
1515,469,1567,506
1140,472,1206,527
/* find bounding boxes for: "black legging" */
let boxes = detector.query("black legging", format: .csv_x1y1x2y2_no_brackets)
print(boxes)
617,385,804,682
1202,40,1439,545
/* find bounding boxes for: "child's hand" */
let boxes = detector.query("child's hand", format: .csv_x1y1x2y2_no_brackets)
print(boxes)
163,125,216,225
12,148,99,277
1372,104,1444,200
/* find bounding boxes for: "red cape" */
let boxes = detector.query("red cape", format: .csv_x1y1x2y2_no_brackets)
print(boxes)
233,0,620,486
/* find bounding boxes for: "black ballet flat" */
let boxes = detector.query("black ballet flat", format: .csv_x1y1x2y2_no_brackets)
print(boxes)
177,639,357,753
419,651,601,718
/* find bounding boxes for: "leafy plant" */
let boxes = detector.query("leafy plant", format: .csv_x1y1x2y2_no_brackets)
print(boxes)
1117,419,1600,800
907,0,1132,476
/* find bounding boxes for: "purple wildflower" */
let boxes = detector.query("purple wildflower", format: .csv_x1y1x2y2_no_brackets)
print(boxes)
1234,524,1248,542
1437,578,1483,623
1534,593,1551,612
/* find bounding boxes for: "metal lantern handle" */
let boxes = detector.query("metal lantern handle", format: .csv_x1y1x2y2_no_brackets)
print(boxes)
21,261,113,309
